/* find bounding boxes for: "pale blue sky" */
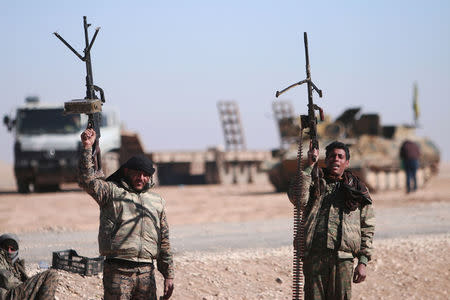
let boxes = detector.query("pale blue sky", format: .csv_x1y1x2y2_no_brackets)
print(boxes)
1,1,449,162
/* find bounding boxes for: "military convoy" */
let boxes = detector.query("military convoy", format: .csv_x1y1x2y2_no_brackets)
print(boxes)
3,97,123,193
3,97,440,194
3,97,270,192
2,17,440,196
267,104,440,193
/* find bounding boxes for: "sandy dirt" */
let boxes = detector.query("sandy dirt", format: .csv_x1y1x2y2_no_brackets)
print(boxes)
1,162,450,299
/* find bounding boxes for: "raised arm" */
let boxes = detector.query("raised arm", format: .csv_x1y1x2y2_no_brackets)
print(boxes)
79,128,112,206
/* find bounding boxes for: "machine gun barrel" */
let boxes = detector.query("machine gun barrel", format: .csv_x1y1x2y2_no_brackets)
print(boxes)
304,32,311,77
275,33,323,139
54,16,105,172
274,32,325,300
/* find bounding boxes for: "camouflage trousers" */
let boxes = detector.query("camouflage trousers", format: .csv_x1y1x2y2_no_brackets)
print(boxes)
4,269,58,300
103,259,157,300
304,250,354,300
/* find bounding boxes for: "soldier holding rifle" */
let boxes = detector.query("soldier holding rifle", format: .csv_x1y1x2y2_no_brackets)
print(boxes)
289,141,375,299
277,32,375,299
55,17,174,300
80,128,174,300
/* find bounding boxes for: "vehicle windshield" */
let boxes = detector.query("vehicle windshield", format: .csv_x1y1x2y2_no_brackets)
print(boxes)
16,108,82,134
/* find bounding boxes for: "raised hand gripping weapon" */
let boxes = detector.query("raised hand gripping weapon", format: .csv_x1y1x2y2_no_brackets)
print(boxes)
275,32,324,300
54,16,105,172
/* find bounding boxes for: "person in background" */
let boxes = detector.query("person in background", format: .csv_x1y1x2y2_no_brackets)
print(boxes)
400,140,421,193
0,233,59,300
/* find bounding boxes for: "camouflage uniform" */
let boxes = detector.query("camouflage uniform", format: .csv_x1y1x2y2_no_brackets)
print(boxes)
0,249,58,300
289,166,375,300
79,148,174,300
103,259,157,300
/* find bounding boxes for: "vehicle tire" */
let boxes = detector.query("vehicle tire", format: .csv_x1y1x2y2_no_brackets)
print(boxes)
102,151,120,178
17,180,30,194
34,184,60,193
268,164,288,192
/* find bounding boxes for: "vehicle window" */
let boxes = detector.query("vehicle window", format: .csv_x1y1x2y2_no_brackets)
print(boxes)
16,109,82,134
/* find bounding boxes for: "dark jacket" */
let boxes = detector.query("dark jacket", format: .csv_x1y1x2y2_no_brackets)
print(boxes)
400,140,420,160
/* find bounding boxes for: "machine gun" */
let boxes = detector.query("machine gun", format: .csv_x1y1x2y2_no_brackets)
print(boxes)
275,32,324,300
54,16,105,172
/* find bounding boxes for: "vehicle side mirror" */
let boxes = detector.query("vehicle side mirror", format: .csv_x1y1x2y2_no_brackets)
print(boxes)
3,115,14,131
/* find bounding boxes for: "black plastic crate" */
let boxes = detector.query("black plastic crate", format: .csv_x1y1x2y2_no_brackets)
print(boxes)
52,249,104,276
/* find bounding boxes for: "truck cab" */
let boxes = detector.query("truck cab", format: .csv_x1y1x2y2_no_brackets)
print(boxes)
4,97,121,193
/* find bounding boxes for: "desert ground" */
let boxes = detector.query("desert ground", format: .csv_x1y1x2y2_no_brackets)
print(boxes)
0,161,449,299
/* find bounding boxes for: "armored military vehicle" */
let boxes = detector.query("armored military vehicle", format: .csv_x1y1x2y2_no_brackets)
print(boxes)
267,105,440,192
3,97,122,193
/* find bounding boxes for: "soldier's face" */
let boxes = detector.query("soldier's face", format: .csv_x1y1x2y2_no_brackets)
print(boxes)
0,242,17,254
325,148,349,178
124,168,151,191
5,245,15,253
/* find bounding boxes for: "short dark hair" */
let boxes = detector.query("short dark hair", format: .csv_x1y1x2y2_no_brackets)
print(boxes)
325,141,350,161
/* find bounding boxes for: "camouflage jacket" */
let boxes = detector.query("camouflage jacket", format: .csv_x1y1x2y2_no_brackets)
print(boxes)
0,249,28,295
289,166,375,264
79,148,174,279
